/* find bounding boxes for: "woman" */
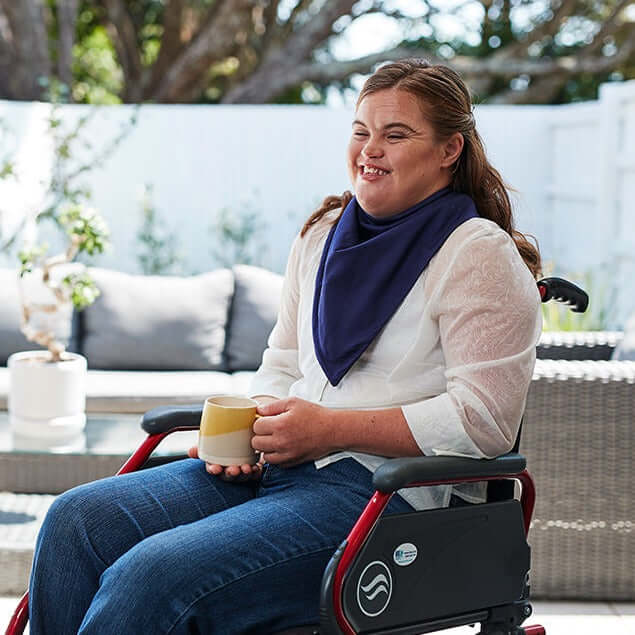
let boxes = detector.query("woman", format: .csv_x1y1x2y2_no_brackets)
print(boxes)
29,59,541,634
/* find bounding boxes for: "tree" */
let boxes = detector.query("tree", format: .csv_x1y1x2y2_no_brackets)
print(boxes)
0,1,633,105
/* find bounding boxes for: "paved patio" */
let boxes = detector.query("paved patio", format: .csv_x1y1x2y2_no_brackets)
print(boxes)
2,596,634,633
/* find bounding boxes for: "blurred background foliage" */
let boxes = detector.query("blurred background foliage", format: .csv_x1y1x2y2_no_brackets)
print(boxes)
0,1,632,106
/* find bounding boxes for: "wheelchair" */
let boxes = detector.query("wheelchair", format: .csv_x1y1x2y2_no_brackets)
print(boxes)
6,277,588,635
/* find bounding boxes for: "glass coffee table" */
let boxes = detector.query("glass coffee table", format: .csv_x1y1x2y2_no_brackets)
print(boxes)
0,411,198,494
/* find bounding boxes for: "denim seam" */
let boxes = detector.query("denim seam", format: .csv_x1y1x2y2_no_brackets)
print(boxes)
166,543,339,634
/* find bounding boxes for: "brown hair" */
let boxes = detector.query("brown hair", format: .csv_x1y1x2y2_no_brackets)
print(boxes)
301,58,541,278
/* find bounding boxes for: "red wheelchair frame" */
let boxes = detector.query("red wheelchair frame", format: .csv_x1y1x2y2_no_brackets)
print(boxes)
6,277,588,635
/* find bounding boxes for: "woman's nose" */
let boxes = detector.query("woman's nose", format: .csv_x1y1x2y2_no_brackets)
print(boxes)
362,137,383,158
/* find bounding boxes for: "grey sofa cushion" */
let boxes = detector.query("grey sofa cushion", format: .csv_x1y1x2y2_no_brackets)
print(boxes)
225,265,283,371
612,314,635,360
79,268,234,370
0,268,37,364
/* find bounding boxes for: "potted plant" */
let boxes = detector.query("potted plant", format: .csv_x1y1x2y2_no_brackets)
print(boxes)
0,82,136,446
8,204,109,444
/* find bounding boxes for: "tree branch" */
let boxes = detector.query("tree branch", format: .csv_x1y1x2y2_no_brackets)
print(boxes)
223,0,358,102
280,0,313,41
263,0,282,35
280,0,357,63
275,47,444,89
488,72,569,105
149,0,258,103
222,30,635,104
221,44,444,103
147,0,233,98
257,0,283,56
56,0,79,93
0,0,51,99
102,0,144,101
522,0,579,44
0,7,15,95
146,0,186,94
448,43,635,78
584,0,634,55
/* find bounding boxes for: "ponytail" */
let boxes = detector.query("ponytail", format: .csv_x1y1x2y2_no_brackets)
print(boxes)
452,127,542,278
301,191,353,237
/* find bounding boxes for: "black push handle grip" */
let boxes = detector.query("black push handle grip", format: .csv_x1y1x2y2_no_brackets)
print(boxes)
141,404,203,434
537,277,588,313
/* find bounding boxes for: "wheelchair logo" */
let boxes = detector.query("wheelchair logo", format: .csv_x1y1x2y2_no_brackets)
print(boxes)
393,542,418,566
356,560,393,617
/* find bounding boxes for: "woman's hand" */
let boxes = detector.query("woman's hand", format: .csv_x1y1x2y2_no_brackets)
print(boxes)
187,395,277,481
187,446,264,482
252,397,337,466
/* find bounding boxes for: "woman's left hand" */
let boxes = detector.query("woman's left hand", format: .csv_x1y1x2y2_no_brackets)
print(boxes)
253,397,337,466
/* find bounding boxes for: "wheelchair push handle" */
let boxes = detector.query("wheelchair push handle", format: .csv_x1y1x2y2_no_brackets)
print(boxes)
537,277,588,313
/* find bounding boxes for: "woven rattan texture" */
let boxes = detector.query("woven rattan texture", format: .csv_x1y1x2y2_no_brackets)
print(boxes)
0,453,126,494
523,360,635,600
537,331,623,361
0,492,55,594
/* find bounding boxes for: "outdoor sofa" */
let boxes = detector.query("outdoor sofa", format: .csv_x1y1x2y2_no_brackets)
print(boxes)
0,265,283,413
0,266,633,601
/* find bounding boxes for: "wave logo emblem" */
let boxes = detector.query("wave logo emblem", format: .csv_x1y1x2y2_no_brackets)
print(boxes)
356,560,393,617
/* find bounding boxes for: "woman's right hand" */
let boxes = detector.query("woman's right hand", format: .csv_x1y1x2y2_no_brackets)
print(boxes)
187,446,264,482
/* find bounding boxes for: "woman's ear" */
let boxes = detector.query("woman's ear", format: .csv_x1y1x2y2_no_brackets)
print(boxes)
440,132,464,168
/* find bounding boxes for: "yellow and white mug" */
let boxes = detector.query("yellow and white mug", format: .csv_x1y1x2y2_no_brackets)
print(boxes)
198,395,260,466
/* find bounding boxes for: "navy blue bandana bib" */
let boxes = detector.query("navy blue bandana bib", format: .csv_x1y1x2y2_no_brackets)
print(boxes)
312,187,478,386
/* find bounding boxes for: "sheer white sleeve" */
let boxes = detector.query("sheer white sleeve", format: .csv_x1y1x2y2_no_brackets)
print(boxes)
402,222,542,458
249,233,304,399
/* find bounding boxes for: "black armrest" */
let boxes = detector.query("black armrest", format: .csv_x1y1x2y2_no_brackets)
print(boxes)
372,453,526,493
141,405,204,434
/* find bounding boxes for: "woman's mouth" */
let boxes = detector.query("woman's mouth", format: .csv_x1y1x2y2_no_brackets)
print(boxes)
360,164,390,180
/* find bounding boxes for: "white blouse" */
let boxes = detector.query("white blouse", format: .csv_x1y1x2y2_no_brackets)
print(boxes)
249,213,542,510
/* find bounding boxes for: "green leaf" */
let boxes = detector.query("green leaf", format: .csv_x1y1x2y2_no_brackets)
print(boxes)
17,244,49,276
57,204,110,256
0,161,15,179
62,272,101,310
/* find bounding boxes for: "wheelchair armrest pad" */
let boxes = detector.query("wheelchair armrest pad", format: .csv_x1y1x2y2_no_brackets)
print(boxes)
372,453,526,493
141,405,204,434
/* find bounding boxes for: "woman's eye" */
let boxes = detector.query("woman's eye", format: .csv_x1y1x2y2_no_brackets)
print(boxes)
353,131,368,137
387,134,404,140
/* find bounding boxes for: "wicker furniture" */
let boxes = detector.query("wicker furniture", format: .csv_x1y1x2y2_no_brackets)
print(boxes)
1,332,632,602
524,332,634,600
536,330,624,360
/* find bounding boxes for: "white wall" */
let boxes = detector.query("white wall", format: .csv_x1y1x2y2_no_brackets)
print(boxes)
0,102,354,275
542,81,635,327
1,80,634,326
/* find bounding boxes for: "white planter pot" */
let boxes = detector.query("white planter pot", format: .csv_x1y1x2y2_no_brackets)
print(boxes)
8,351,87,440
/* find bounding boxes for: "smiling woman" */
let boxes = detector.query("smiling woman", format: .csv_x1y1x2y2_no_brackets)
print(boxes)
304,59,541,279
348,88,463,217
27,59,544,635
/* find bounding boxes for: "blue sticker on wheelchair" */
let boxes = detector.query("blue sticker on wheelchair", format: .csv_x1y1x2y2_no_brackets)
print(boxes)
393,542,418,566
356,560,392,617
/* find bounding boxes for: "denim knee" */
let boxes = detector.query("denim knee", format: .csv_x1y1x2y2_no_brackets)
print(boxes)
39,485,94,543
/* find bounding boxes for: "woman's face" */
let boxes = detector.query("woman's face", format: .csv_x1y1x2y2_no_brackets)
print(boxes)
347,87,462,218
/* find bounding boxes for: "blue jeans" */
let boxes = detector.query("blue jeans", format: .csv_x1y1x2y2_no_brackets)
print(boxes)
29,458,413,634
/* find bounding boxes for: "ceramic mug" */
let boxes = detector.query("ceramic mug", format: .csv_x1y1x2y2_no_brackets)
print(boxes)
198,395,260,466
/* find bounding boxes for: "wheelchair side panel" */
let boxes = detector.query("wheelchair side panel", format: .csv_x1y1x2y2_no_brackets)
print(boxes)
339,500,530,633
